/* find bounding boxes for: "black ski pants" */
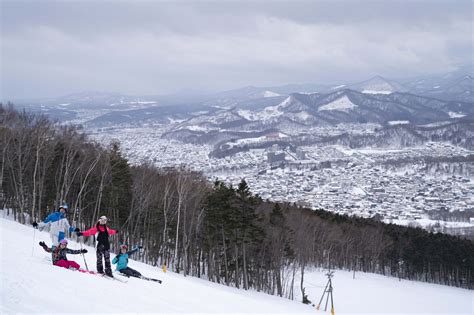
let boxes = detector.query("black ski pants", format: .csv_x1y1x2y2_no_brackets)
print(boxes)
119,267,142,278
96,244,112,276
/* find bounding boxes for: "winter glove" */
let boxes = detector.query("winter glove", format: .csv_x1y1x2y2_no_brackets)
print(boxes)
39,241,47,248
32,221,38,228
138,245,143,249
81,249,88,253
74,228,80,233
76,232,83,237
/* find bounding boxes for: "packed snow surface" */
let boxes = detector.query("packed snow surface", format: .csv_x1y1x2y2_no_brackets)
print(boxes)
318,96,358,112
1,213,472,314
0,214,312,314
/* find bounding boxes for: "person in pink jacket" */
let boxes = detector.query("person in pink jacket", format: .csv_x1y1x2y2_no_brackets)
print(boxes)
77,216,117,277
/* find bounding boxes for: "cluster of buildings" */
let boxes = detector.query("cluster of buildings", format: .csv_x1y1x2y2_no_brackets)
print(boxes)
88,126,474,235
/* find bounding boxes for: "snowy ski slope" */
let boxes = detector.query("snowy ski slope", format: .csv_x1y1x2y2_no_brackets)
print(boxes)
0,213,472,314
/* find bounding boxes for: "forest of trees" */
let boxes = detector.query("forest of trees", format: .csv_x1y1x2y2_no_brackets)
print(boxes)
1,103,473,301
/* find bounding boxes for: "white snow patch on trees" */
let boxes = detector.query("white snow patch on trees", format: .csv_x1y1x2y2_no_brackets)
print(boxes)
263,90,280,97
295,111,312,120
388,120,410,125
362,90,392,94
318,95,358,112
448,112,466,118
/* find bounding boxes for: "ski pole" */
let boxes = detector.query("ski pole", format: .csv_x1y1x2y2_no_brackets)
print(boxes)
31,224,36,257
79,236,89,271
74,207,88,270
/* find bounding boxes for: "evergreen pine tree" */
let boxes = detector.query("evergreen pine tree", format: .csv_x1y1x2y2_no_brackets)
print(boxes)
102,142,132,228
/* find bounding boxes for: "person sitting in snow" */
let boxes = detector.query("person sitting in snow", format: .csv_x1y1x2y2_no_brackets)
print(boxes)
39,239,87,270
33,204,80,247
77,215,117,277
112,244,143,278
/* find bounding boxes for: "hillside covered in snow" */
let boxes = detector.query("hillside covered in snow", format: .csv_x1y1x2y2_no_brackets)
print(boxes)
1,213,472,314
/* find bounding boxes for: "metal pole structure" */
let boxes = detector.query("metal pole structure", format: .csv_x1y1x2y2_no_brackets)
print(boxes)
316,271,335,312
316,278,330,310
329,276,335,315
324,284,330,311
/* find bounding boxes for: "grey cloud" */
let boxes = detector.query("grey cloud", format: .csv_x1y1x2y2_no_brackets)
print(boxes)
1,0,472,99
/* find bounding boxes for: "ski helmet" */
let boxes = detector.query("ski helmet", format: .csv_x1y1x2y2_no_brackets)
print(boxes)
59,239,68,245
99,215,107,223
120,244,128,250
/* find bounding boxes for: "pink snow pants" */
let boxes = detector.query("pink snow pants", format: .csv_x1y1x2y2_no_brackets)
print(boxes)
54,259,80,269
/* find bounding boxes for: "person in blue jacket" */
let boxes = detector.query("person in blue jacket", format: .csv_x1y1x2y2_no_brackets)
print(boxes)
112,244,143,277
33,204,80,247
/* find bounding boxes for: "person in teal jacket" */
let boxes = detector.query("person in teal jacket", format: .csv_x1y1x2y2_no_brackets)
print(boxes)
112,244,143,278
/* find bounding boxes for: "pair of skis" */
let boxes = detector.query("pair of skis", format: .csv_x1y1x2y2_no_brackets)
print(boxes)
73,268,128,282
116,272,162,284
74,268,161,283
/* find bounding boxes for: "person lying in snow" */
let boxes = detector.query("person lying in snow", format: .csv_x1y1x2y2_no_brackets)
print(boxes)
112,244,143,278
39,239,87,270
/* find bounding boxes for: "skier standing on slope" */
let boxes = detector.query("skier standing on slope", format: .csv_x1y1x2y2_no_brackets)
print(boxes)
112,244,143,278
33,205,80,247
77,216,117,277
39,239,87,269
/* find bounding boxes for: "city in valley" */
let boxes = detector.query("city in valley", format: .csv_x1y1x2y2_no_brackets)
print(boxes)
88,123,474,238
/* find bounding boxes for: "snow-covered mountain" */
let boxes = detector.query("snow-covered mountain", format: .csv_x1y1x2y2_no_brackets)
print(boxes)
318,95,358,112
159,88,474,155
403,72,474,102
23,91,161,110
210,86,284,102
7,69,472,127
346,75,407,94
167,89,472,134
1,213,472,314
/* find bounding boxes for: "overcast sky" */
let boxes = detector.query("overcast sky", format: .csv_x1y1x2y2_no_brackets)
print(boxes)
1,0,472,99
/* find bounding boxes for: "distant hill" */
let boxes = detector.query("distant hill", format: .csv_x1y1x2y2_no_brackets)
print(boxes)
347,75,407,94
6,68,472,126
401,67,474,102
164,89,472,138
